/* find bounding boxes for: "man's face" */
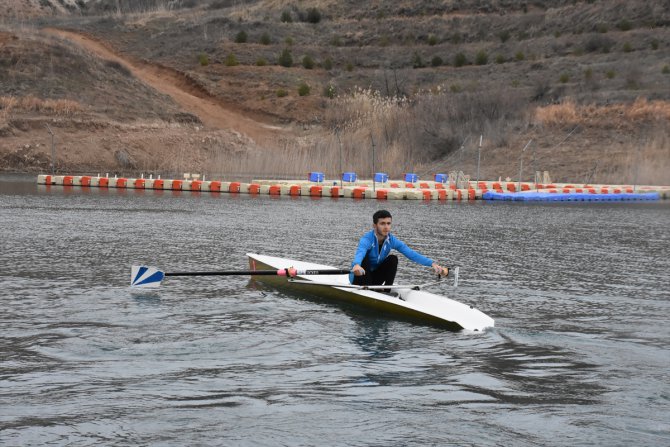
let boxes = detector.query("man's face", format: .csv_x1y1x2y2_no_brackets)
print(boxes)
373,217,392,238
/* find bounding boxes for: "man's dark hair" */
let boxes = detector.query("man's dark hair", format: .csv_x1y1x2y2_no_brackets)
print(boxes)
373,209,392,223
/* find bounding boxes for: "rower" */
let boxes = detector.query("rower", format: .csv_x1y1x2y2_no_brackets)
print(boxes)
351,210,449,288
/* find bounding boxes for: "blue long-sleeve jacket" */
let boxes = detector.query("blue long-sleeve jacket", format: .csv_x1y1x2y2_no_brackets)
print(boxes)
350,230,434,283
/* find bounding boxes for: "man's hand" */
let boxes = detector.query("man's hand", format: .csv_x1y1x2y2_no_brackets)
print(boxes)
352,264,366,276
432,262,449,277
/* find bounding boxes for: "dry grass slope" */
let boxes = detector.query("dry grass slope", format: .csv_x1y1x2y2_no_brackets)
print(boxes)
0,0,669,185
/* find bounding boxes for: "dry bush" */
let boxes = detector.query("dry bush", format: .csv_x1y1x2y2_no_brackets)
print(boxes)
218,87,531,179
0,95,82,117
534,98,670,128
599,129,670,185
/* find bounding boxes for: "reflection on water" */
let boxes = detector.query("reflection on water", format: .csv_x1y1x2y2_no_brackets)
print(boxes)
1,174,669,445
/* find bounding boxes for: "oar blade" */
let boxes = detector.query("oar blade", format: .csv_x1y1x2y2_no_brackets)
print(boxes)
131,265,165,288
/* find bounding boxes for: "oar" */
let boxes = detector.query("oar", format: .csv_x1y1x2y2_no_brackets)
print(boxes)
130,265,351,288
290,266,460,290
288,279,444,290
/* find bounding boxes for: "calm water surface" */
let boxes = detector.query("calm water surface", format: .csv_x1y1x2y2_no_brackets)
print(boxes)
1,174,669,446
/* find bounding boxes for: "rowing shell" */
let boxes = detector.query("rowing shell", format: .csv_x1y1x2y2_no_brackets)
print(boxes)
247,253,494,332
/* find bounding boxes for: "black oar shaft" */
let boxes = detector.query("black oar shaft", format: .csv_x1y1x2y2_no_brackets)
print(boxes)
164,269,351,277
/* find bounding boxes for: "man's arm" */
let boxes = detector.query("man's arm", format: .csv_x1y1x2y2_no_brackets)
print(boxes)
393,238,449,276
393,238,433,266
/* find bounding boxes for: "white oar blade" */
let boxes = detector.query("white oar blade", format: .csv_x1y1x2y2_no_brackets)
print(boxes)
454,266,459,288
131,265,165,288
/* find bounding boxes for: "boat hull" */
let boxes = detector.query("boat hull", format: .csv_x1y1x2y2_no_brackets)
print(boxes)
247,253,494,332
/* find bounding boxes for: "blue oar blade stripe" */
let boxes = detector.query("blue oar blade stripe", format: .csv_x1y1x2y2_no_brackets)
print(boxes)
134,271,165,286
132,266,149,285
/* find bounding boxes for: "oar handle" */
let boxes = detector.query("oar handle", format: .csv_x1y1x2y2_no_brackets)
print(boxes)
164,268,351,277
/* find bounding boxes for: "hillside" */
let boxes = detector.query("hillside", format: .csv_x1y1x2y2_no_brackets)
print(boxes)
1,0,669,184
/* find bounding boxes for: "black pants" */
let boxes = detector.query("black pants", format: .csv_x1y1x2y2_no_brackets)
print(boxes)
353,254,398,286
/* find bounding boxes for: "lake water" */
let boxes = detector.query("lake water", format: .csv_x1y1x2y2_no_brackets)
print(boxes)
1,174,669,446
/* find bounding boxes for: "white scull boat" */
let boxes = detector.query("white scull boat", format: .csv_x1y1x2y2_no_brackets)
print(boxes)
247,253,494,332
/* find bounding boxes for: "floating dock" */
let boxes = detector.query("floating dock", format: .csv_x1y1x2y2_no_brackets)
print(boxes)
36,174,669,201
483,190,660,202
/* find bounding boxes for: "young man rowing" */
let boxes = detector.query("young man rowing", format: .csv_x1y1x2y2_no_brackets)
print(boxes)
351,210,448,287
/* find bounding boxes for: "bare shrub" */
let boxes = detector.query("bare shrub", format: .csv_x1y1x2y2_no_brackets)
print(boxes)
534,98,670,128
0,95,82,117
278,48,292,67
234,30,247,43
298,82,310,96
260,32,271,45
306,7,321,24
323,87,528,169
599,129,670,185
302,55,315,69
114,149,135,169
225,54,239,66
583,34,613,53
218,88,530,179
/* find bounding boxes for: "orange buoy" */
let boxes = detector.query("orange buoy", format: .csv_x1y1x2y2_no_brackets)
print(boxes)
352,187,366,199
